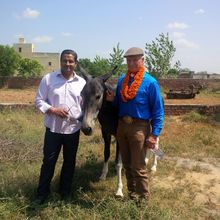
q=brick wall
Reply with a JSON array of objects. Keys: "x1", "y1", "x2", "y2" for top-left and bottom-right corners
[
  {"x1": 165, "y1": 104, "x2": 220, "y2": 116},
  {"x1": 1, "y1": 103, "x2": 219, "y2": 116},
  {"x1": 0, "y1": 103, "x2": 36, "y2": 111},
  {"x1": 1, "y1": 77, "x2": 219, "y2": 90},
  {"x1": 0, "y1": 76, "x2": 41, "y2": 88},
  {"x1": 158, "y1": 78, "x2": 220, "y2": 90}
]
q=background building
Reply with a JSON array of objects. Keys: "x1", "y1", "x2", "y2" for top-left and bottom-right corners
[
  {"x1": 13, "y1": 38, "x2": 60, "y2": 74},
  {"x1": 192, "y1": 72, "x2": 220, "y2": 79}
]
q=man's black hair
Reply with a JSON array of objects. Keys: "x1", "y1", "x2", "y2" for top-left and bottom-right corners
[{"x1": 60, "y1": 49, "x2": 78, "y2": 62}]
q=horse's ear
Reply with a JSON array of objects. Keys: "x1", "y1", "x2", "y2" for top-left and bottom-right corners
[
  {"x1": 98, "y1": 66, "x2": 118, "y2": 82},
  {"x1": 76, "y1": 61, "x2": 91, "y2": 81}
]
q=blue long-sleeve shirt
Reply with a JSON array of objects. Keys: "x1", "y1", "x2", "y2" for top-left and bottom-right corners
[{"x1": 114, "y1": 71, "x2": 164, "y2": 136}]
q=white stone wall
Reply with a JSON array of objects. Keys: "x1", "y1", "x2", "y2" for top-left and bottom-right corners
[
  {"x1": 13, "y1": 38, "x2": 60, "y2": 74},
  {"x1": 33, "y1": 53, "x2": 60, "y2": 74},
  {"x1": 13, "y1": 43, "x2": 34, "y2": 57}
]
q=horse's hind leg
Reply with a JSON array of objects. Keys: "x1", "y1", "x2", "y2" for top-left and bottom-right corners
[
  {"x1": 115, "y1": 142, "x2": 123, "y2": 197},
  {"x1": 145, "y1": 150, "x2": 150, "y2": 166},
  {"x1": 144, "y1": 138, "x2": 159, "y2": 173},
  {"x1": 151, "y1": 154, "x2": 158, "y2": 173},
  {"x1": 99, "y1": 128, "x2": 111, "y2": 181},
  {"x1": 145, "y1": 151, "x2": 158, "y2": 173},
  {"x1": 151, "y1": 138, "x2": 159, "y2": 173}
]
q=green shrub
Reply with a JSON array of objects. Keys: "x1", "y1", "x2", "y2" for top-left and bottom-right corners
[
  {"x1": 182, "y1": 111, "x2": 208, "y2": 123},
  {"x1": 212, "y1": 112, "x2": 220, "y2": 122}
]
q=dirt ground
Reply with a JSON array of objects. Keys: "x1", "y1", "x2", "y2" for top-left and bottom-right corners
[
  {"x1": 0, "y1": 88, "x2": 37, "y2": 104},
  {"x1": 154, "y1": 157, "x2": 220, "y2": 217},
  {"x1": 0, "y1": 88, "x2": 220, "y2": 105},
  {"x1": 164, "y1": 95, "x2": 220, "y2": 105}
]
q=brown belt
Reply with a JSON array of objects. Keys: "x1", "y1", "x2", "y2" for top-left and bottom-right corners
[{"x1": 119, "y1": 116, "x2": 149, "y2": 124}]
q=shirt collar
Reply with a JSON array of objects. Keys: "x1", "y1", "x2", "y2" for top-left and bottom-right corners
[{"x1": 56, "y1": 70, "x2": 79, "y2": 82}]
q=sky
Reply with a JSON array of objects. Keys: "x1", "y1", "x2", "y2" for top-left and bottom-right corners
[{"x1": 0, "y1": 0, "x2": 220, "y2": 73}]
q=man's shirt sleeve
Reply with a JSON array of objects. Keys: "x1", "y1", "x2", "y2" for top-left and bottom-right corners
[
  {"x1": 35, "y1": 76, "x2": 52, "y2": 113},
  {"x1": 148, "y1": 81, "x2": 164, "y2": 136}
]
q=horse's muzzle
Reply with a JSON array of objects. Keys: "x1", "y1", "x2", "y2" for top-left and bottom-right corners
[{"x1": 81, "y1": 127, "x2": 92, "y2": 136}]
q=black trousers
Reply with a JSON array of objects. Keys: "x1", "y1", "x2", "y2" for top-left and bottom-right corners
[{"x1": 37, "y1": 128, "x2": 80, "y2": 197}]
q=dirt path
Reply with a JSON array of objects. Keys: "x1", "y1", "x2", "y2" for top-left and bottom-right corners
[
  {"x1": 0, "y1": 88, "x2": 37, "y2": 103},
  {"x1": 154, "y1": 157, "x2": 220, "y2": 217},
  {"x1": 164, "y1": 96, "x2": 220, "y2": 105}
]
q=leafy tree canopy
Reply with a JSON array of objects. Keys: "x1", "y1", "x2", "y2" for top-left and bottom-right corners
[
  {"x1": 18, "y1": 58, "x2": 44, "y2": 78},
  {"x1": 145, "y1": 33, "x2": 181, "y2": 79},
  {"x1": 108, "y1": 43, "x2": 126, "y2": 75},
  {"x1": 0, "y1": 45, "x2": 21, "y2": 76}
]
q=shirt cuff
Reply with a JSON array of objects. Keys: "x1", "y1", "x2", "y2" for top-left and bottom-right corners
[
  {"x1": 151, "y1": 128, "x2": 161, "y2": 137},
  {"x1": 39, "y1": 103, "x2": 52, "y2": 114}
]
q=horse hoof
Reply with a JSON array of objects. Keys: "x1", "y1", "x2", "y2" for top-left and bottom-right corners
[
  {"x1": 115, "y1": 191, "x2": 124, "y2": 197},
  {"x1": 151, "y1": 167, "x2": 157, "y2": 173}
]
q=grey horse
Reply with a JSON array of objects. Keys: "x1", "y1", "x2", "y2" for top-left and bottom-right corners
[{"x1": 77, "y1": 64, "x2": 124, "y2": 196}]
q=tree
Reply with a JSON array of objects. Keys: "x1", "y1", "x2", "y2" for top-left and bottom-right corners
[
  {"x1": 108, "y1": 43, "x2": 126, "y2": 75},
  {"x1": 78, "y1": 58, "x2": 93, "y2": 74},
  {"x1": 0, "y1": 45, "x2": 21, "y2": 76},
  {"x1": 18, "y1": 58, "x2": 44, "y2": 78},
  {"x1": 78, "y1": 57, "x2": 111, "y2": 77},
  {"x1": 167, "y1": 68, "x2": 179, "y2": 77},
  {"x1": 91, "y1": 55, "x2": 111, "y2": 76},
  {"x1": 145, "y1": 33, "x2": 181, "y2": 79}
]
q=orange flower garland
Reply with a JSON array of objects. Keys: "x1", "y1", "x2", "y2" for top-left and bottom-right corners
[{"x1": 120, "y1": 66, "x2": 145, "y2": 102}]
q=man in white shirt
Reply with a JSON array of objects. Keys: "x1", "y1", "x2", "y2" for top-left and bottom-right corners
[{"x1": 35, "y1": 49, "x2": 86, "y2": 204}]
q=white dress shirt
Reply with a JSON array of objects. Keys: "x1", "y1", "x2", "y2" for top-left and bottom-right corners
[{"x1": 35, "y1": 70, "x2": 86, "y2": 134}]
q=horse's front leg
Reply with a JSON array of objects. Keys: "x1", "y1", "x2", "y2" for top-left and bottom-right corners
[
  {"x1": 99, "y1": 129, "x2": 111, "y2": 181},
  {"x1": 115, "y1": 142, "x2": 123, "y2": 197},
  {"x1": 145, "y1": 138, "x2": 159, "y2": 173}
]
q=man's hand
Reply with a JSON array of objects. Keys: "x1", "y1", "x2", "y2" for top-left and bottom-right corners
[
  {"x1": 146, "y1": 134, "x2": 158, "y2": 149},
  {"x1": 47, "y1": 107, "x2": 69, "y2": 118},
  {"x1": 106, "y1": 90, "x2": 114, "y2": 102}
]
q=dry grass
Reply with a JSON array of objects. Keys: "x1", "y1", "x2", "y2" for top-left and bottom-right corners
[{"x1": 0, "y1": 109, "x2": 220, "y2": 219}]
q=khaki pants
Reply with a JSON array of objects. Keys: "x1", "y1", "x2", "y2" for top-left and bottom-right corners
[{"x1": 117, "y1": 118, "x2": 151, "y2": 199}]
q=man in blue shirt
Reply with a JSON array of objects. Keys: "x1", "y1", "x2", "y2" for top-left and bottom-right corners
[{"x1": 107, "y1": 47, "x2": 164, "y2": 201}]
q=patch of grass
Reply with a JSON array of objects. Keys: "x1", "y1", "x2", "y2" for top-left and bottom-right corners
[
  {"x1": 199, "y1": 89, "x2": 220, "y2": 97},
  {"x1": 0, "y1": 109, "x2": 44, "y2": 162},
  {"x1": 192, "y1": 165, "x2": 202, "y2": 172},
  {"x1": 212, "y1": 112, "x2": 220, "y2": 122},
  {"x1": 161, "y1": 116, "x2": 220, "y2": 158},
  {"x1": 0, "y1": 160, "x2": 175, "y2": 220},
  {"x1": 0, "y1": 110, "x2": 220, "y2": 219},
  {"x1": 182, "y1": 111, "x2": 208, "y2": 123},
  {"x1": 190, "y1": 127, "x2": 220, "y2": 157},
  {"x1": 151, "y1": 182, "x2": 203, "y2": 220}
]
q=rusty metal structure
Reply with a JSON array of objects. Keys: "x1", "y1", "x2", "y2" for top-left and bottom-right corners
[{"x1": 166, "y1": 84, "x2": 202, "y2": 99}]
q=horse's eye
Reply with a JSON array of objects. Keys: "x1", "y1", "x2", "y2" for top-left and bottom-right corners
[{"x1": 96, "y1": 95, "x2": 101, "y2": 100}]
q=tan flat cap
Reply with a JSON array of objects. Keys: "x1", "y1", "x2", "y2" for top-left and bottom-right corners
[{"x1": 124, "y1": 47, "x2": 144, "y2": 57}]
